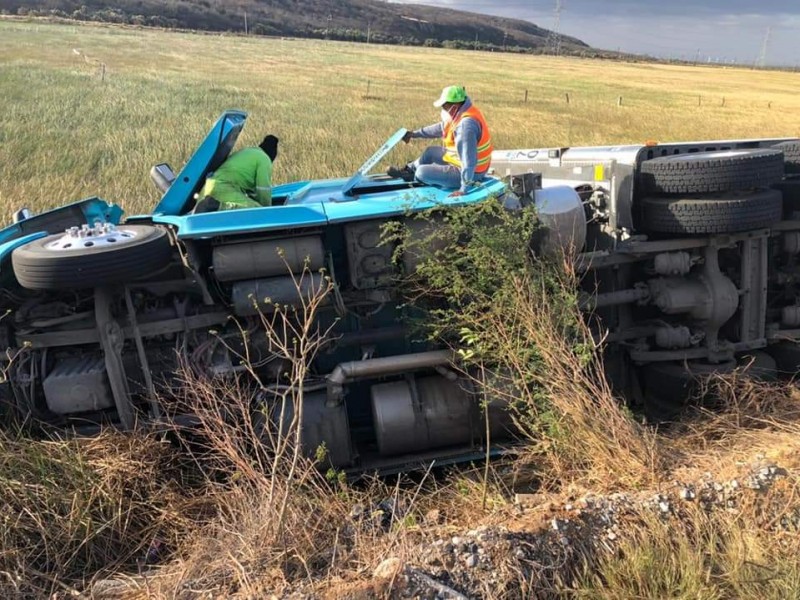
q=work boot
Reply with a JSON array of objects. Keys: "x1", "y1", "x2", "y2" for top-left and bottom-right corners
[
  {"x1": 193, "y1": 196, "x2": 221, "y2": 214},
  {"x1": 387, "y1": 165, "x2": 415, "y2": 182}
]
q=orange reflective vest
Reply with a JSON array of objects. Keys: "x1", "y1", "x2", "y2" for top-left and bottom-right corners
[{"x1": 442, "y1": 105, "x2": 494, "y2": 174}]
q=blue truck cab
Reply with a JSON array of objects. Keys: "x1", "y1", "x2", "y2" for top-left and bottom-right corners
[{"x1": 0, "y1": 110, "x2": 514, "y2": 474}]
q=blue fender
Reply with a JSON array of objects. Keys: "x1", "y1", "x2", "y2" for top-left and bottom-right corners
[{"x1": 0, "y1": 232, "x2": 48, "y2": 268}]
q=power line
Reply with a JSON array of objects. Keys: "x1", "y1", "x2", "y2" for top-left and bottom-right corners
[
  {"x1": 546, "y1": 0, "x2": 563, "y2": 56},
  {"x1": 757, "y1": 26, "x2": 771, "y2": 68}
]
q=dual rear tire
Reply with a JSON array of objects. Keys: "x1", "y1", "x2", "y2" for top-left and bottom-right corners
[{"x1": 639, "y1": 149, "x2": 785, "y2": 235}]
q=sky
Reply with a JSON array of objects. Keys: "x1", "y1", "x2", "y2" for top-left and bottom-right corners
[{"x1": 389, "y1": 0, "x2": 800, "y2": 66}]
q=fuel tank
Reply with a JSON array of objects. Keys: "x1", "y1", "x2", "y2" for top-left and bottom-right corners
[{"x1": 533, "y1": 185, "x2": 587, "y2": 255}]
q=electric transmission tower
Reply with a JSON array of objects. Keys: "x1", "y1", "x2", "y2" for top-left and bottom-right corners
[
  {"x1": 757, "y1": 26, "x2": 771, "y2": 68},
  {"x1": 546, "y1": 0, "x2": 563, "y2": 56}
]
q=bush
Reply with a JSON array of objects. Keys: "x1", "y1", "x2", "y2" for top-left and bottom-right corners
[{"x1": 386, "y1": 199, "x2": 661, "y2": 489}]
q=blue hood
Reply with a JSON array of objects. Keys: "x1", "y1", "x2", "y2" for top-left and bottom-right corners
[{"x1": 152, "y1": 110, "x2": 247, "y2": 217}]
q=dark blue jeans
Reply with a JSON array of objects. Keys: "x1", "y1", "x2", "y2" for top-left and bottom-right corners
[{"x1": 411, "y1": 146, "x2": 468, "y2": 190}]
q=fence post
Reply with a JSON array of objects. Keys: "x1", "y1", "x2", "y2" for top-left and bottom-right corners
[
  {"x1": 698, "y1": 95, "x2": 701, "y2": 107},
  {"x1": 721, "y1": 96, "x2": 725, "y2": 107},
  {"x1": 565, "y1": 92, "x2": 570, "y2": 104},
  {"x1": 100, "y1": 63, "x2": 106, "y2": 82},
  {"x1": 524, "y1": 89, "x2": 528, "y2": 103},
  {"x1": 617, "y1": 96, "x2": 623, "y2": 107}
]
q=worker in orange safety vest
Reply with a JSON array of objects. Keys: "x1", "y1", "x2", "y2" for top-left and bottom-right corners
[{"x1": 387, "y1": 85, "x2": 493, "y2": 197}]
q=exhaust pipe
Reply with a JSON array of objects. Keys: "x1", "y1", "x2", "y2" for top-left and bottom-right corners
[{"x1": 326, "y1": 350, "x2": 456, "y2": 405}]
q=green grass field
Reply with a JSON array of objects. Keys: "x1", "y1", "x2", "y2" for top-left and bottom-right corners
[{"x1": 2, "y1": 19, "x2": 800, "y2": 221}]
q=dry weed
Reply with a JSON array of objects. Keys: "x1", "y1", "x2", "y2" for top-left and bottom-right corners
[
  {"x1": 0, "y1": 429, "x2": 189, "y2": 598},
  {"x1": 502, "y1": 264, "x2": 663, "y2": 491}
]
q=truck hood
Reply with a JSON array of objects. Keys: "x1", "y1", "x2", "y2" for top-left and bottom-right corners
[{"x1": 152, "y1": 110, "x2": 247, "y2": 217}]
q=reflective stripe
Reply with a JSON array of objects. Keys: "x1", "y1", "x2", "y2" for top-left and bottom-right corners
[{"x1": 441, "y1": 105, "x2": 493, "y2": 173}]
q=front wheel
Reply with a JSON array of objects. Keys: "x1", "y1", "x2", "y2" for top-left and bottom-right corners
[{"x1": 12, "y1": 224, "x2": 172, "y2": 290}]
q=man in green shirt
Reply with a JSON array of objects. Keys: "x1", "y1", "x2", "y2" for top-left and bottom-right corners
[{"x1": 195, "y1": 134, "x2": 278, "y2": 212}]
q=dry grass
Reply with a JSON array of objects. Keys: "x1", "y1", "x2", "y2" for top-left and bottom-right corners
[
  {"x1": 572, "y1": 499, "x2": 800, "y2": 600},
  {"x1": 2, "y1": 278, "x2": 800, "y2": 597},
  {"x1": 117, "y1": 367, "x2": 512, "y2": 597},
  {"x1": 568, "y1": 377, "x2": 800, "y2": 599},
  {"x1": 1, "y1": 19, "x2": 800, "y2": 220},
  {"x1": 498, "y1": 264, "x2": 663, "y2": 492},
  {"x1": 661, "y1": 373, "x2": 800, "y2": 480},
  {"x1": 0, "y1": 429, "x2": 194, "y2": 598}
]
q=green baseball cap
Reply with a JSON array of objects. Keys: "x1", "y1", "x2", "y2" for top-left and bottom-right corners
[{"x1": 433, "y1": 85, "x2": 467, "y2": 107}]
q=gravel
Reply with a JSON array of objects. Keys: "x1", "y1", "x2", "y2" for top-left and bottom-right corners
[{"x1": 375, "y1": 459, "x2": 797, "y2": 599}]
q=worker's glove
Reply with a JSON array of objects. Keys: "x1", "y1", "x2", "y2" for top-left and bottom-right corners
[{"x1": 402, "y1": 131, "x2": 413, "y2": 144}]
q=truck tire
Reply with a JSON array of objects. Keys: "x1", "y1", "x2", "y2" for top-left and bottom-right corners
[
  {"x1": 767, "y1": 342, "x2": 800, "y2": 379},
  {"x1": 641, "y1": 189, "x2": 782, "y2": 235},
  {"x1": 640, "y1": 149, "x2": 784, "y2": 194},
  {"x1": 737, "y1": 351, "x2": 777, "y2": 381},
  {"x1": 773, "y1": 178, "x2": 800, "y2": 217},
  {"x1": 641, "y1": 360, "x2": 736, "y2": 423},
  {"x1": 12, "y1": 225, "x2": 172, "y2": 290},
  {"x1": 774, "y1": 141, "x2": 800, "y2": 174}
]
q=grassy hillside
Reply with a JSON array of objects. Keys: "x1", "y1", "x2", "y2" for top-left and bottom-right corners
[
  {"x1": 1, "y1": 20, "x2": 800, "y2": 221},
  {"x1": 0, "y1": 0, "x2": 590, "y2": 52}
]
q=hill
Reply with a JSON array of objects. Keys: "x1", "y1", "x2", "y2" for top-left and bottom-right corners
[{"x1": 0, "y1": 0, "x2": 591, "y2": 52}]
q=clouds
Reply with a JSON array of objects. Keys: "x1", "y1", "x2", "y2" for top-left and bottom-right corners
[{"x1": 389, "y1": 0, "x2": 800, "y2": 64}]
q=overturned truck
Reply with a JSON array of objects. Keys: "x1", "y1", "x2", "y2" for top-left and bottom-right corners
[
  {"x1": 1, "y1": 110, "x2": 798, "y2": 473},
  {"x1": 494, "y1": 138, "x2": 800, "y2": 421}
]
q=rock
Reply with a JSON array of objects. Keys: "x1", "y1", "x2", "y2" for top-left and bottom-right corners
[
  {"x1": 425, "y1": 509, "x2": 442, "y2": 525},
  {"x1": 374, "y1": 557, "x2": 404, "y2": 580},
  {"x1": 514, "y1": 493, "x2": 545, "y2": 507},
  {"x1": 680, "y1": 488, "x2": 696, "y2": 501},
  {"x1": 658, "y1": 501, "x2": 670, "y2": 513},
  {"x1": 91, "y1": 579, "x2": 132, "y2": 597},
  {"x1": 349, "y1": 504, "x2": 366, "y2": 519},
  {"x1": 465, "y1": 554, "x2": 479, "y2": 568},
  {"x1": 607, "y1": 531, "x2": 617, "y2": 541}
]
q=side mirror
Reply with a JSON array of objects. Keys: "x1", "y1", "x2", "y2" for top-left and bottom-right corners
[
  {"x1": 12, "y1": 208, "x2": 32, "y2": 223},
  {"x1": 150, "y1": 163, "x2": 176, "y2": 194},
  {"x1": 506, "y1": 172, "x2": 542, "y2": 202}
]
